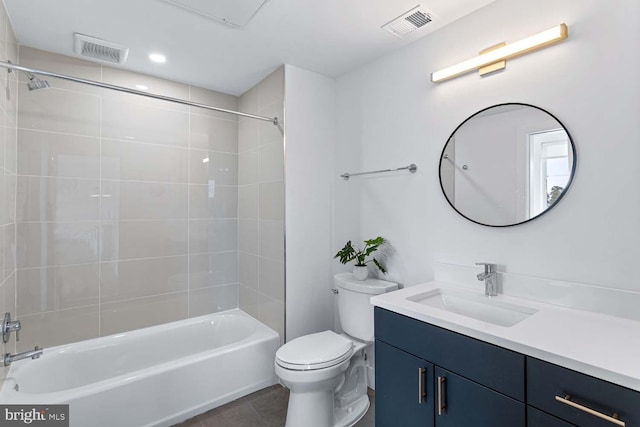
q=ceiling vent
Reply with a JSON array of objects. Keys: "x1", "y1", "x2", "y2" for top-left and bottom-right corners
[
  {"x1": 382, "y1": 5, "x2": 433, "y2": 38},
  {"x1": 73, "y1": 33, "x2": 129, "y2": 64},
  {"x1": 159, "y1": 0, "x2": 271, "y2": 29}
]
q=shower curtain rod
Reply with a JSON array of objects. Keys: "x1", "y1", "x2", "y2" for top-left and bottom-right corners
[{"x1": 0, "y1": 60, "x2": 279, "y2": 125}]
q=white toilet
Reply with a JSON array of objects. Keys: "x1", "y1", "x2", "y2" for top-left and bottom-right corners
[{"x1": 275, "y1": 273, "x2": 398, "y2": 427}]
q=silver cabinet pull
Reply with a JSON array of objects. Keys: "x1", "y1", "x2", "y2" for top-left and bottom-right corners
[
  {"x1": 555, "y1": 395, "x2": 625, "y2": 427},
  {"x1": 437, "y1": 376, "x2": 447, "y2": 416},
  {"x1": 418, "y1": 368, "x2": 426, "y2": 404}
]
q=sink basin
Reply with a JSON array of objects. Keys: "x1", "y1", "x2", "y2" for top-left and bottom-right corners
[{"x1": 407, "y1": 288, "x2": 537, "y2": 327}]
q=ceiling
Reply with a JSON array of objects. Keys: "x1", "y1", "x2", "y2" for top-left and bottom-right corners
[{"x1": 4, "y1": 0, "x2": 496, "y2": 95}]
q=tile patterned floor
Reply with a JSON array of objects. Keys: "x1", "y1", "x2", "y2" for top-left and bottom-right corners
[{"x1": 174, "y1": 385, "x2": 375, "y2": 427}]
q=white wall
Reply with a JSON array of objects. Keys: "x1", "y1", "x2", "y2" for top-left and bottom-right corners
[
  {"x1": 334, "y1": 0, "x2": 640, "y2": 291},
  {"x1": 284, "y1": 65, "x2": 337, "y2": 340}
]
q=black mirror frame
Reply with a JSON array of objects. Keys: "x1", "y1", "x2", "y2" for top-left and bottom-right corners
[{"x1": 438, "y1": 102, "x2": 577, "y2": 227}]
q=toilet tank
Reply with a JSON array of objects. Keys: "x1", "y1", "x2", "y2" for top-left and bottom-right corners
[{"x1": 335, "y1": 273, "x2": 398, "y2": 342}]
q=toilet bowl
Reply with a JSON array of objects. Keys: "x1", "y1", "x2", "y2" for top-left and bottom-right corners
[{"x1": 275, "y1": 273, "x2": 398, "y2": 427}]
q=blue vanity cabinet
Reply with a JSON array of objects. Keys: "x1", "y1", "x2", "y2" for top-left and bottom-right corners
[
  {"x1": 375, "y1": 307, "x2": 526, "y2": 427},
  {"x1": 376, "y1": 340, "x2": 435, "y2": 427},
  {"x1": 527, "y1": 357, "x2": 640, "y2": 427},
  {"x1": 434, "y1": 366, "x2": 525, "y2": 427},
  {"x1": 528, "y1": 407, "x2": 577, "y2": 427}
]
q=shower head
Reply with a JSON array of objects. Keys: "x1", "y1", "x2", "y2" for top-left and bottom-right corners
[{"x1": 24, "y1": 71, "x2": 50, "y2": 91}]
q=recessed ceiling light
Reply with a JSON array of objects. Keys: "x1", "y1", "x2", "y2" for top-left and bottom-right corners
[
  {"x1": 135, "y1": 84, "x2": 148, "y2": 91},
  {"x1": 149, "y1": 53, "x2": 166, "y2": 63}
]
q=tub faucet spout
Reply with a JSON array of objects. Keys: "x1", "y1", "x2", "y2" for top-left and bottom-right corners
[{"x1": 2, "y1": 346, "x2": 43, "y2": 367}]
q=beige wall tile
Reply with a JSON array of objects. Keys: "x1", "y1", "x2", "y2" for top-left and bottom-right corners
[
  {"x1": 239, "y1": 284, "x2": 260, "y2": 319},
  {"x1": 16, "y1": 222, "x2": 99, "y2": 269},
  {"x1": 238, "y1": 118, "x2": 259, "y2": 153},
  {"x1": 100, "y1": 292, "x2": 188, "y2": 336},
  {"x1": 239, "y1": 219, "x2": 259, "y2": 255},
  {"x1": 258, "y1": 66, "x2": 284, "y2": 110},
  {"x1": 16, "y1": 264, "x2": 99, "y2": 316},
  {"x1": 259, "y1": 220, "x2": 284, "y2": 261},
  {"x1": 259, "y1": 258, "x2": 284, "y2": 302},
  {"x1": 239, "y1": 252, "x2": 259, "y2": 290},
  {"x1": 19, "y1": 46, "x2": 102, "y2": 94},
  {"x1": 189, "y1": 150, "x2": 238, "y2": 185},
  {"x1": 17, "y1": 176, "x2": 100, "y2": 222},
  {"x1": 3, "y1": 224, "x2": 14, "y2": 279},
  {"x1": 188, "y1": 283, "x2": 238, "y2": 317},
  {"x1": 0, "y1": 173, "x2": 5, "y2": 226},
  {"x1": 189, "y1": 252, "x2": 238, "y2": 289},
  {"x1": 3, "y1": 173, "x2": 15, "y2": 222},
  {"x1": 190, "y1": 114, "x2": 238, "y2": 152},
  {"x1": 5, "y1": 74, "x2": 17, "y2": 125},
  {"x1": 259, "y1": 295, "x2": 284, "y2": 344},
  {"x1": 189, "y1": 184, "x2": 237, "y2": 219},
  {"x1": 100, "y1": 220, "x2": 188, "y2": 262},
  {"x1": 238, "y1": 185, "x2": 259, "y2": 220},
  {"x1": 259, "y1": 182, "x2": 284, "y2": 220},
  {"x1": 102, "y1": 97, "x2": 189, "y2": 147},
  {"x1": 259, "y1": 143, "x2": 284, "y2": 183},
  {"x1": 238, "y1": 150, "x2": 258, "y2": 185},
  {"x1": 238, "y1": 86, "x2": 259, "y2": 114},
  {"x1": 101, "y1": 139, "x2": 189, "y2": 183},
  {"x1": 258, "y1": 102, "x2": 284, "y2": 147},
  {"x1": 2, "y1": 273, "x2": 16, "y2": 354},
  {"x1": 189, "y1": 86, "x2": 238, "y2": 120},
  {"x1": 18, "y1": 86, "x2": 100, "y2": 136},
  {"x1": 17, "y1": 305, "x2": 99, "y2": 352},
  {"x1": 189, "y1": 219, "x2": 238, "y2": 254},
  {"x1": 17, "y1": 130, "x2": 100, "y2": 178},
  {"x1": 0, "y1": 225, "x2": 5, "y2": 280},
  {"x1": 100, "y1": 256, "x2": 188, "y2": 303},
  {"x1": 4, "y1": 125, "x2": 16, "y2": 173},
  {"x1": 101, "y1": 66, "x2": 189, "y2": 112},
  {"x1": 101, "y1": 181, "x2": 188, "y2": 221}
]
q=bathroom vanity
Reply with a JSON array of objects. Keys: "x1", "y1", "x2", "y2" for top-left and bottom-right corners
[{"x1": 372, "y1": 278, "x2": 640, "y2": 427}]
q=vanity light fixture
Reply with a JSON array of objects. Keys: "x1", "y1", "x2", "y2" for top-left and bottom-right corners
[{"x1": 431, "y1": 23, "x2": 568, "y2": 83}]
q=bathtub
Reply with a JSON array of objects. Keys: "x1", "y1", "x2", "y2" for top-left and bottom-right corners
[{"x1": 0, "y1": 308, "x2": 280, "y2": 427}]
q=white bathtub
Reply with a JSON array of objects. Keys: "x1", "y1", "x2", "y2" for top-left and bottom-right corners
[{"x1": 0, "y1": 308, "x2": 280, "y2": 427}]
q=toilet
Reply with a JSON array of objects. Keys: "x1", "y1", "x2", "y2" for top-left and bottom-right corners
[{"x1": 275, "y1": 273, "x2": 398, "y2": 427}]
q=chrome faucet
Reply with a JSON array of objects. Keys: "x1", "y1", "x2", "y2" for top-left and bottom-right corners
[
  {"x1": 2, "y1": 312, "x2": 21, "y2": 343},
  {"x1": 476, "y1": 263, "x2": 498, "y2": 297},
  {"x1": 2, "y1": 346, "x2": 43, "y2": 367}
]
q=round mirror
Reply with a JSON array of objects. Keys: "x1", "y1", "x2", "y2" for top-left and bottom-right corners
[{"x1": 439, "y1": 103, "x2": 576, "y2": 227}]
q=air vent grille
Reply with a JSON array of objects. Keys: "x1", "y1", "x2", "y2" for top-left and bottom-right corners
[
  {"x1": 405, "y1": 10, "x2": 431, "y2": 28},
  {"x1": 73, "y1": 33, "x2": 129, "y2": 64},
  {"x1": 382, "y1": 5, "x2": 434, "y2": 38}
]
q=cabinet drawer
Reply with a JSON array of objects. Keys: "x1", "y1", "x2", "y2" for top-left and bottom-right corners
[
  {"x1": 375, "y1": 307, "x2": 525, "y2": 401},
  {"x1": 527, "y1": 357, "x2": 640, "y2": 427},
  {"x1": 528, "y1": 406, "x2": 577, "y2": 427}
]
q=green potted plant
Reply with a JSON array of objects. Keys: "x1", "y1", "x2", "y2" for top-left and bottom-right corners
[{"x1": 334, "y1": 236, "x2": 387, "y2": 280}]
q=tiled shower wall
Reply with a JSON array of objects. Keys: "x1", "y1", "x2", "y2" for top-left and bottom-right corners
[
  {"x1": 238, "y1": 67, "x2": 285, "y2": 342},
  {"x1": 14, "y1": 47, "x2": 242, "y2": 351},
  {"x1": 0, "y1": 2, "x2": 17, "y2": 382}
]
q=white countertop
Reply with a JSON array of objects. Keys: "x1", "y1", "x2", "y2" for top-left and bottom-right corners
[{"x1": 371, "y1": 281, "x2": 640, "y2": 392}]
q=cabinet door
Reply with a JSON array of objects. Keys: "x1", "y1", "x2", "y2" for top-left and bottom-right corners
[
  {"x1": 528, "y1": 406, "x2": 577, "y2": 427},
  {"x1": 376, "y1": 340, "x2": 434, "y2": 427},
  {"x1": 434, "y1": 367, "x2": 525, "y2": 427}
]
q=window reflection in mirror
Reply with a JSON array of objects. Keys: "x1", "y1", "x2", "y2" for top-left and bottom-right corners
[{"x1": 439, "y1": 104, "x2": 576, "y2": 227}]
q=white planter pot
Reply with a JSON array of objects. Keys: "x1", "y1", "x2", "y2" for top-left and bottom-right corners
[{"x1": 352, "y1": 266, "x2": 368, "y2": 281}]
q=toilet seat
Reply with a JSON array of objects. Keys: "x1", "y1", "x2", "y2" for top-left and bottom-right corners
[{"x1": 276, "y1": 331, "x2": 354, "y2": 371}]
